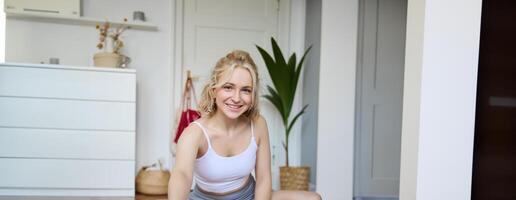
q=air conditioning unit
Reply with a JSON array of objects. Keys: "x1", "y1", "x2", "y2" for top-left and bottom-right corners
[{"x1": 4, "y1": 0, "x2": 81, "y2": 18}]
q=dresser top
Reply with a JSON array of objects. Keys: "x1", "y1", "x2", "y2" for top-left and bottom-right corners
[{"x1": 0, "y1": 62, "x2": 136, "y2": 73}]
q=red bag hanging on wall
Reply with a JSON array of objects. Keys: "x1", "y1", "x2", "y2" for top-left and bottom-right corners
[{"x1": 173, "y1": 72, "x2": 201, "y2": 143}]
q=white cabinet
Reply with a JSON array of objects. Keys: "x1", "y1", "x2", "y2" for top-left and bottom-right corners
[{"x1": 0, "y1": 63, "x2": 136, "y2": 196}]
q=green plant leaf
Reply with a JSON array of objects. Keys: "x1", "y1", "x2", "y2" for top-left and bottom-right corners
[
  {"x1": 271, "y1": 38, "x2": 288, "y2": 69},
  {"x1": 285, "y1": 53, "x2": 297, "y2": 112},
  {"x1": 256, "y1": 45, "x2": 281, "y2": 81},
  {"x1": 296, "y1": 46, "x2": 312, "y2": 79},
  {"x1": 287, "y1": 53, "x2": 297, "y2": 79},
  {"x1": 270, "y1": 38, "x2": 292, "y2": 101},
  {"x1": 286, "y1": 105, "x2": 308, "y2": 138},
  {"x1": 263, "y1": 86, "x2": 288, "y2": 125},
  {"x1": 289, "y1": 46, "x2": 312, "y2": 111},
  {"x1": 256, "y1": 44, "x2": 291, "y2": 107}
]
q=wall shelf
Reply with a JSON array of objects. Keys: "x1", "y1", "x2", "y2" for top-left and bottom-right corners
[{"x1": 6, "y1": 13, "x2": 158, "y2": 31}]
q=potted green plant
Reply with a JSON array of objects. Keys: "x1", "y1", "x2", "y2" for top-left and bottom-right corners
[{"x1": 256, "y1": 37, "x2": 311, "y2": 190}]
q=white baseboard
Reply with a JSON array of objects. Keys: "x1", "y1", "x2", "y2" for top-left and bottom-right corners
[{"x1": 354, "y1": 196, "x2": 398, "y2": 200}]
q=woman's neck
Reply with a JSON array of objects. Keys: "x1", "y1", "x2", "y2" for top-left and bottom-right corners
[{"x1": 208, "y1": 110, "x2": 246, "y2": 134}]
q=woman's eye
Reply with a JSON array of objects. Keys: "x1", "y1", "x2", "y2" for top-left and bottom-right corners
[
  {"x1": 242, "y1": 89, "x2": 252, "y2": 94},
  {"x1": 223, "y1": 85, "x2": 232, "y2": 90}
]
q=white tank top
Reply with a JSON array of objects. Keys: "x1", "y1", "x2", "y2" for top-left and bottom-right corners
[{"x1": 192, "y1": 121, "x2": 258, "y2": 193}]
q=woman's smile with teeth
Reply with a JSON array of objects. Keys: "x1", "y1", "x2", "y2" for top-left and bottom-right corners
[{"x1": 226, "y1": 103, "x2": 243, "y2": 110}]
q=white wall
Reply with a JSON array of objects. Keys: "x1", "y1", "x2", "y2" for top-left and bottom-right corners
[
  {"x1": 398, "y1": 0, "x2": 424, "y2": 198},
  {"x1": 0, "y1": 0, "x2": 5, "y2": 62},
  {"x1": 288, "y1": 0, "x2": 307, "y2": 169},
  {"x1": 5, "y1": 0, "x2": 173, "y2": 170},
  {"x1": 316, "y1": 0, "x2": 358, "y2": 199},
  {"x1": 399, "y1": 0, "x2": 483, "y2": 199},
  {"x1": 302, "y1": 0, "x2": 321, "y2": 187}
]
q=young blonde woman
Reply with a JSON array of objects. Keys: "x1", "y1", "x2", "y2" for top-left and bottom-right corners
[{"x1": 168, "y1": 50, "x2": 321, "y2": 200}]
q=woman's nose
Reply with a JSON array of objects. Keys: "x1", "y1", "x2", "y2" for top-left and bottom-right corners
[{"x1": 231, "y1": 91, "x2": 241, "y2": 102}]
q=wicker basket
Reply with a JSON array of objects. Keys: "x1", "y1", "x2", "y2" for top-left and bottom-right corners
[
  {"x1": 93, "y1": 52, "x2": 120, "y2": 68},
  {"x1": 136, "y1": 162, "x2": 171, "y2": 195},
  {"x1": 280, "y1": 166, "x2": 310, "y2": 191}
]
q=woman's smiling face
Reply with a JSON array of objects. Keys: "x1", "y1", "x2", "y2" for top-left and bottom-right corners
[{"x1": 214, "y1": 67, "x2": 254, "y2": 119}]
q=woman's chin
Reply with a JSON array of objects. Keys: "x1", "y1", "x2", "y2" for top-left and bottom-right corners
[{"x1": 222, "y1": 109, "x2": 245, "y2": 119}]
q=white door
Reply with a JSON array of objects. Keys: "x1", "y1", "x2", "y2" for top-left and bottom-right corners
[
  {"x1": 183, "y1": 0, "x2": 279, "y2": 88},
  {"x1": 355, "y1": 0, "x2": 407, "y2": 198},
  {"x1": 178, "y1": 0, "x2": 284, "y2": 189}
]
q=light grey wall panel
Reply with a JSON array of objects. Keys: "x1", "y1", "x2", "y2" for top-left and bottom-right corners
[{"x1": 302, "y1": 0, "x2": 321, "y2": 187}]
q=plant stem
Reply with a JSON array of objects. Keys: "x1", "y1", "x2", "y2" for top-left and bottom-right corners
[{"x1": 285, "y1": 127, "x2": 289, "y2": 167}]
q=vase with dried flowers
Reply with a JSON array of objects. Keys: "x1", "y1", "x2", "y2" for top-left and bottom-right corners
[{"x1": 93, "y1": 19, "x2": 130, "y2": 68}]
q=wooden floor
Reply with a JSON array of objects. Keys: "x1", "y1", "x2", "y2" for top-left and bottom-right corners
[{"x1": 0, "y1": 194, "x2": 167, "y2": 200}]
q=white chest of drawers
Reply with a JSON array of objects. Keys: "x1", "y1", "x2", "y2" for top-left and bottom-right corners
[{"x1": 0, "y1": 63, "x2": 136, "y2": 196}]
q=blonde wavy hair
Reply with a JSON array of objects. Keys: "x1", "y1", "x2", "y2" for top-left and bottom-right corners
[{"x1": 198, "y1": 50, "x2": 260, "y2": 120}]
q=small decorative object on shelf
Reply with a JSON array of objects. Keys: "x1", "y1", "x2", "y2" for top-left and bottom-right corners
[
  {"x1": 93, "y1": 19, "x2": 131, "y2": 68},
  {"x1": 133, "y1": 11, "x2": 146, "y2": 22}
]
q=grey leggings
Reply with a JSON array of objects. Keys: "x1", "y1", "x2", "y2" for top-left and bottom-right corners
[{"x1": 189, "y1": 176, "x2": 255, "y2": 200}]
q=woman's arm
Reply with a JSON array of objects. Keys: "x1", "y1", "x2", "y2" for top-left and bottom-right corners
[
  {"x1": 168, "y1": 125, "x2": 203, "y2": 200},
  {"x1": 254, "y1": 115, "x2": 273, "y2": 200}
]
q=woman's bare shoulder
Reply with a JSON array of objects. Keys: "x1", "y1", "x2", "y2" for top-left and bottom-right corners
[
  {"x1": 252, "y1": 115, "x2": 269, "y2": 141},
  {"x1": 174, "y1": 121, "x2": 206, "y2": 170},
  {"x1": 252, "y1": 115, "x2": 268, "y2": 127},
  {"x1": 177, "y1": 121, "x2": 205, "y2": 146}
]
